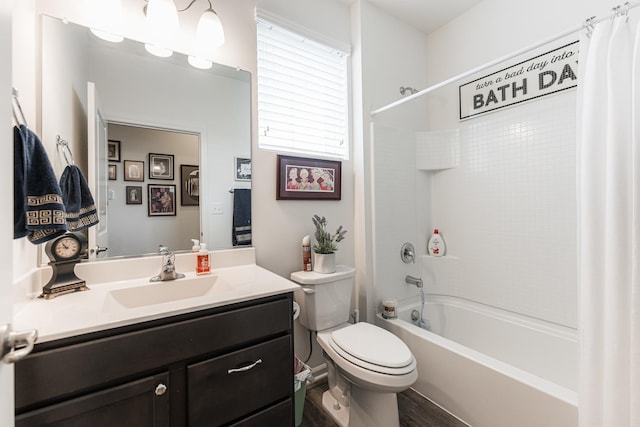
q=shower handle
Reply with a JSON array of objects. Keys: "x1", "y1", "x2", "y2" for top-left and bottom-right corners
[{"x1": 400, "y1": 242, "x2": 415, "y2": 263}]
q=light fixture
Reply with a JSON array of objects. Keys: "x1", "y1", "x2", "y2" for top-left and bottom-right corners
[
  {"x1": 90, "y1": 0, "x2": 124, "y2": 43},
  {"x1": 144, "y1": 0, "x2": 179, "y2": 57},
  {"x1": 143, "y1": 0, "x2": 225, "y2": 67}
]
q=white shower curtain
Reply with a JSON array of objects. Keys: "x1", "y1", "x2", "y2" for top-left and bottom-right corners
[{"x1": 578, "y1": 11, "x2": 640, "y2": 427}]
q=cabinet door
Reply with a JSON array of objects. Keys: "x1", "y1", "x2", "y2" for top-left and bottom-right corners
[
  {"x1": 188, "y1": 335, "x2": 293, "y2": 426},
  {"x1": 15, "y1": 372, "x2": 169, "y2": 427}
]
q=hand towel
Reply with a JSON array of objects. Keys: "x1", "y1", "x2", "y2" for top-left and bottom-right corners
[
  {"x1": 14, "y1": 125, "x2": 67, "y2": 244},
  {"x1": 59, "y1": 164, "x2": 99, "y2": 231},
  {"x1": 232, "y1": 189, "x2": 251, "y2": 246}
]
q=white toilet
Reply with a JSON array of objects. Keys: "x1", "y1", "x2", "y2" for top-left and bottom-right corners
[{"x1": 291, "y1": 265, "x2": 417, "y2": 427}]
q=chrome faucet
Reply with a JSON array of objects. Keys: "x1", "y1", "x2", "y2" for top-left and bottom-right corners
[
  {"x1": 405, "y1": 275, "x2": 423, "y2": 288},
  {"x1": 150, "y1": 245, "x2": 185, "y2": 282}
]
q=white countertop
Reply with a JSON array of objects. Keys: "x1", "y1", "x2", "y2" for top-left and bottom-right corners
[{"x1": 13, "y1": 252, "x2": 299, "y2": 343}]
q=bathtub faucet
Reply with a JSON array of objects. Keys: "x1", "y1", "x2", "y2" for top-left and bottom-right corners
[{"x1": 405, "y1": 275, "x2": 423, "y2": 288}]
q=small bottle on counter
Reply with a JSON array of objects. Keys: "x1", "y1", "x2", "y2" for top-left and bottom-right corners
[{"x1": 196, "y1": 242, "x2": 211, "y2": 275}]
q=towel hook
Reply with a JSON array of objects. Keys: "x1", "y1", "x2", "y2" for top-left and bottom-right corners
[
  {"x1": 11, "y1": 87, "x2": 28, "y2": 127},
  {"x1": 56, "y1": 135, "x2": 75, "y2": 166}
]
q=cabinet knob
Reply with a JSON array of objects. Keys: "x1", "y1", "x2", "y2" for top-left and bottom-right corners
[{"x1": 155, "y1": 383, "x2": 167, "y2": 396}]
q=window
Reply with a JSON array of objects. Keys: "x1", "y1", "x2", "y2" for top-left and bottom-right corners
[{"x1": 256, "y1": 17, "x2": 349, "y2": 159}]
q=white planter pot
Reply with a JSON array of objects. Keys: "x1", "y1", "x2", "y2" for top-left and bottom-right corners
[{"x1": 313, "y1": 252, "x2": 336, "y2": 274}]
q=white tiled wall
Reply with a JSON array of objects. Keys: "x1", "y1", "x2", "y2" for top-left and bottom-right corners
[{"x1": 373, "y1": 91, "x2": 577, "y2": 328}]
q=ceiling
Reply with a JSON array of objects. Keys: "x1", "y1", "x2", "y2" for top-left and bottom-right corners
[{"x1": 343, "y1": 0, "x2": 484, "y2": 34}]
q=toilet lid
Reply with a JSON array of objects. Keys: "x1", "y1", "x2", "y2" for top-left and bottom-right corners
[{"x1": 330, "y1": 322, "x2": 414, "y2": 369}]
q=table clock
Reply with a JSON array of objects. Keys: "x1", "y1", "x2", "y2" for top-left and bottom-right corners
[{"x1": 40, "y1": 232, "x2": 90, "y2": 299}]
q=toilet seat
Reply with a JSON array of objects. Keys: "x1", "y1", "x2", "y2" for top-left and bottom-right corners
[{"x1": 328, "y1": 323, "x2": 416, "y2": 375}]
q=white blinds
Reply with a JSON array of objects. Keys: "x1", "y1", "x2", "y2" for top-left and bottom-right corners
[{"x1": 257, "y1": 19, "x2": 349, "y2": 159}]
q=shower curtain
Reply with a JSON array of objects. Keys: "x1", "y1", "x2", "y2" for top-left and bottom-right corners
[{"x1": 578, "y1": 10, "x2": 640, "y2": 427}]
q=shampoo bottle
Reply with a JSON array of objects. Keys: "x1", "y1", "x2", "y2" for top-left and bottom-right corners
[
  {"x1": 302, "y1": 235, "x2": 312, "y2": 271},
  {"x1": 428, "y1": 229, "x2": 446, "y2": 257},
  {"x1": 197, "y1": 242, "x2": 211, "y2": 275}
]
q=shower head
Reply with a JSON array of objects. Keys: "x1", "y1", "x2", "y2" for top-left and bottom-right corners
[{"x1": 400, "y1": 86, "x2": 419, "y2": 96}]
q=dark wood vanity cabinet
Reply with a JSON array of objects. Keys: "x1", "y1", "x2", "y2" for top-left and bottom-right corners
[{"x1": 14, "y1": 293, "x2": 295, "y2": 427}]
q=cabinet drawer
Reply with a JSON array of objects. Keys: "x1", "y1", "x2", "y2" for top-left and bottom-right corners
[
  {"x1": 229, "y1": 399, "x2": 293, "y2": 427},
  {"x1": 16, "y1": 372, "x2": 169, "y2": 427},
  {"x1": 187, "y1": 335, "x2": 292, "y2": 426},
  {"x1": 16, "y1": 297, "x2": 291, "y2": 411}
]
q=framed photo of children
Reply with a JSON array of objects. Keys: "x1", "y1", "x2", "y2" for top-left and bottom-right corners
[
  {"x1": 276, "y1": 155, "x2": 341, "y2": 200},
  {"x1": 148, "y1": 184, "x2": 176, "y2": 216},
  {"x1": 149, "y1": 153, "x2": 174, "y2": 180}
]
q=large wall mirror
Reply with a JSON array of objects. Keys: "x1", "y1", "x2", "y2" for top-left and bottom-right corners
[{"x1": 40, "y1": 15, "x2": 251, "y2": 261}]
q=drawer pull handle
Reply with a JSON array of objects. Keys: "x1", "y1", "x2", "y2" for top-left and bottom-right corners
[
  {"x1": 228, "y1": 359, "x2": 263, "y2": 374},
  {"x1": 155, "y1": 383, "x2": 167, "y2": 396}
]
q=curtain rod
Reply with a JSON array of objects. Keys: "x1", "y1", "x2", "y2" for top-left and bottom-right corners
[{"x1": 370, "y1": 2, "x2": 640, "y2": 116}]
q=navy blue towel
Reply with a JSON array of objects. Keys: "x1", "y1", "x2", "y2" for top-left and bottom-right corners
[
  {"x1": 59, "y1": 165, "x2": 99, "y2": 231},
  {"x1": 14, "y1": 125, "x2": 67, "y2": 244},
  {"x1": 232, "y1": 189, "x2": 251, "y2": 246}
]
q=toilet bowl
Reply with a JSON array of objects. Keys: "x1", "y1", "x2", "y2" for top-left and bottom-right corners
[{"x1": 291, "y1": 266, "x2": 417, "y2": 427}]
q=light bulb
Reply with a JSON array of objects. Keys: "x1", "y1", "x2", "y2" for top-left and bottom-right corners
[
  {"x1": 196, "y1": 9, "x2": 225, "y2": 48},
  {"x1": 145, "y1": 44, "x2": 174, "y2": 58},
  {"x1": 188, "y1": 56, "x2": 213, "y2": 69},
  {"x1": 90, "y1": 0, "x2": 124, "y2": 42},
  {"x1": 145, "y1": 0, "x2": 179, "y2": 56}
]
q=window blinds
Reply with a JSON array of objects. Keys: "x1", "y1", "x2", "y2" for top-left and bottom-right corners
[{"x1": 257, "y1": 19, "x2": 349, "y2": 159}]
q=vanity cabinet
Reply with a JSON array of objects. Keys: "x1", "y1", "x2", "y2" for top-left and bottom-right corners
[{"x1": 15, "y1": 293, "x2": 294, "y2": 427}]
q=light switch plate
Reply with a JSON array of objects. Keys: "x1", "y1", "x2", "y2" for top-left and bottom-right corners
[{"x1": 211, "y1": 203, "x2": 223, "y2": 214}]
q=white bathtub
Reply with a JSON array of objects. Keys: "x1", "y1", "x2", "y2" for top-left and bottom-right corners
[{"x1": 375, "y1": 295, "x2": 578, "y2": 427}]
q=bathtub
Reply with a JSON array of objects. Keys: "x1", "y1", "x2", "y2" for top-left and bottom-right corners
[{"x1": 375, "y1": 295, "x2": 578, "y2": 427}]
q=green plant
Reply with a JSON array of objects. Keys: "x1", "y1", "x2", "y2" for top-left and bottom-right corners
[{"x1": 312, "y1": 214, "x2": 347, "y2": 254}]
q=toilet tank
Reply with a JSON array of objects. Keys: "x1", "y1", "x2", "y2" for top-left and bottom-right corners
[{"x1": 291, "y1": 265, "x2": 355, "y2": 331}]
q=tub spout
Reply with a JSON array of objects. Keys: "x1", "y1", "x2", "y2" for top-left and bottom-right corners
[{"x1": 405, "y1": 275, "x2": 423, "y2": 288}]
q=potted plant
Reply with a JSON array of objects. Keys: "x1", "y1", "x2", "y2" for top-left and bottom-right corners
[{"x1": 312, "y1": 214, "x2": 347, "y2": 273}]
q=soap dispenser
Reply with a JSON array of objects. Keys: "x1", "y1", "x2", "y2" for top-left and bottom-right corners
[
  {"x1": 191, "y1": 239, "x2": 200, "y2": 252},
  {"x1": 196, "y1": 242, "x2": 211, "y2": 275}
]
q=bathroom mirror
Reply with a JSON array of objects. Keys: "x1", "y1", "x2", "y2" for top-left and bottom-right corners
[{"x1": 40, "y1": 15, "x2": 251, "y2": 260}]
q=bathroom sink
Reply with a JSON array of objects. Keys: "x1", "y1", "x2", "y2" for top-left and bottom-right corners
[{"x1": 107, "y1": 276, "x2": 222, "y2": 309}]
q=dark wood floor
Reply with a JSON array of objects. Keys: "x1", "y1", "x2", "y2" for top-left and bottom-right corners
[{"x1": 300, "y1": 381, "x2": 469, "y2": 427}]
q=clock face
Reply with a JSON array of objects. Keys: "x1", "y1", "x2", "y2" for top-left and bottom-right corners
[
  {"x1": 55, "y1": 236, "x2": 81, "y2": 259},
  {"x1": 45, "y1": 232, "x2": 87, "y2": 262}
]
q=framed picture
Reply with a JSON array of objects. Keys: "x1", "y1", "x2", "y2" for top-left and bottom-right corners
[
  {"x1": 148, "y1": 184, "x2": 176, "y2": 216},
  {"x1": 124, "y1": 160, "x2": 144, "y2": 181},
  {"x1": 235, "y1": 157, "x2": 252, "y2": 181},
  {"x1": 125, "y1": 186, "x2": 142, "y2": 205},
  {"x1": 180, "y1": 164, "x2": 199, "y2": 206},
  {"x1": 107, "y1": 140, "x2": 121, "y2": 162},
  {"x1": 108, "y1": 164, "x2": 117, "y2": 180},
  {"x1": 149, "y1": 153, "x2": 174, "y2": 180},
  {"x1": 276, "y1": 155, "x2": 342, "y2": 200}
]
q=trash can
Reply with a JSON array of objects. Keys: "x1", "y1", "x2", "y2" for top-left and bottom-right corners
[{"x1": 294, "y1": 356, "x2": 312, "y2": 426}]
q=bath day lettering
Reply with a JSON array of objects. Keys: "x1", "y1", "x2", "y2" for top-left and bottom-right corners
[
  {"x1": 459, "y1": 40, "x2": 580, "y2": 119},
  {"x1": 473, "y1": 80, "x2": 528, "y2": 109}
]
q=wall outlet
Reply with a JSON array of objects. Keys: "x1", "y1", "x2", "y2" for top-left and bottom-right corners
[{"x1": 211, "y1": 203, "x2": 223, "y2": 215}]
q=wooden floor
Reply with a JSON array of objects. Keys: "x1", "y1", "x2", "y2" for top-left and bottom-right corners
[{"x1": 300, "y1": 382, "x2": 469, "y2": 427}]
